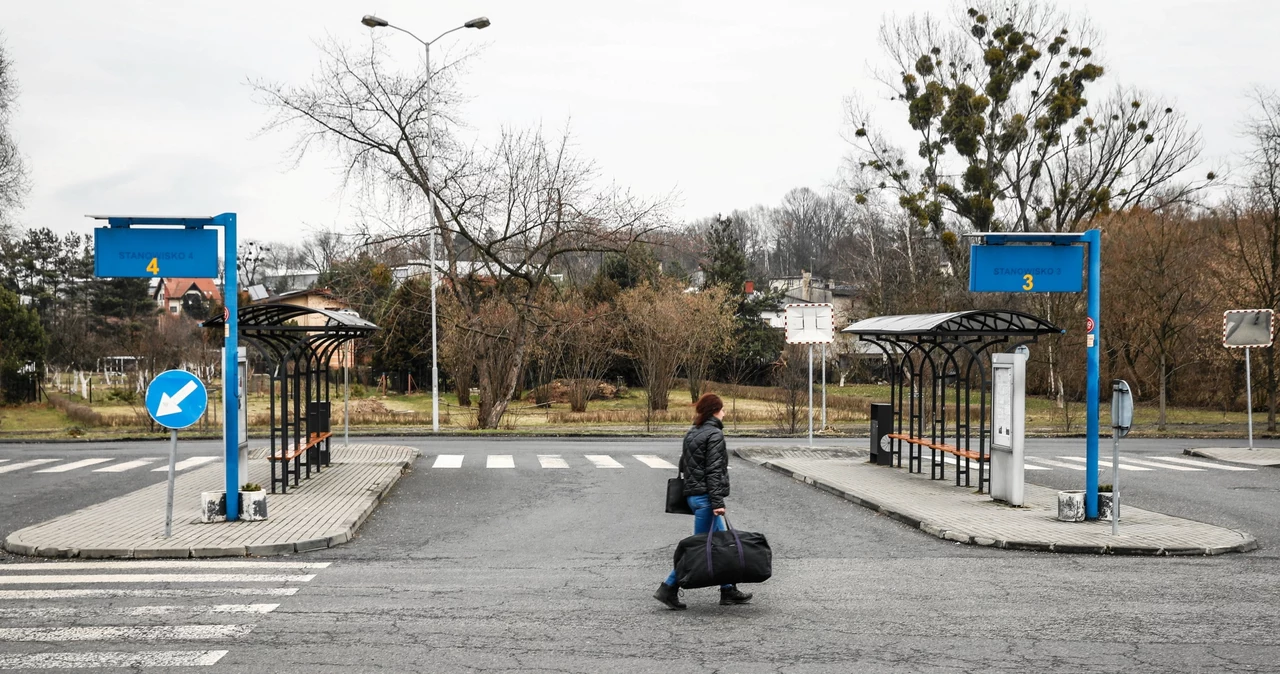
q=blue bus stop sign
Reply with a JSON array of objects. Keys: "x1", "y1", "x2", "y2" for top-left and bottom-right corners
[
  {"x1": 145, "y1": 370, "x2": 209, "y2": 430},
  {"x1": 94, "y1": 227, "x2": 219, "y2": 279},
  {"x1": 969, "y1": 244, "x2": 1084, "y2": 293}
]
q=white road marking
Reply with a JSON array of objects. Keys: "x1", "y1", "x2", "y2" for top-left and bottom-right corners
[
  {"x1": 0, "y1": 624, "x2": 254, "y2": 642},
  {"x1": 0, "y1": 587, "x2": 299, "y2": 600},
  {"x1": 34, "y1": 458, "x2": 112, "y2": 473},
  {"x1": 634, "y1": 455, "x2": 676, "y2": 469},
  {"x1": 1118, "y1": 457, "x2": 1205, "y2": 471},
  {"x1": 0, "y1": 560, "x2": 329, "y2": 571},
  {"x1": 1056, "y1": 456, "x2": 1152, "y2": 471},
  {"x1": 486, "y1": 455, "x2": 515, "y2": 469},
  {"x1": 432, "y1": 454, "x2": 463, "y2": 468},
  {"x1": 0, "y1": 650, "x2": 228, "y2": 669},
  {"x1": 93, "y1": 458, "x2": 160, "y2": 472},
  {"x1": 1026, "y1": 457, "x2": 1087, "y2": 470},
  {"x1": 585, "y1": 454, "x2": 623, "y2": 468},
  {"x1": 0, "y1": 459, "x2": 58, "y2": 474},
  {"x1": 0, "y1": 604, "x2": 278, "y2": 619},
  {"x1": 1142, "y1": 455, "x2": 1257, "y2": 471},
  {"x1": 1023, "y1": 464, "x2": 1051, "y2": 470},
  {"x1": 0, "y1": 573, "x2": 315, "y2": 585},
  {"x1": 537, "y1": 455, "x2": 569, "y2": 469},
  {"x1": 151, "y1": 456, "x2": 218, "y2": 472},
  {"x1": 0, "y1": 459, "x2": 8, "y2": 464}
]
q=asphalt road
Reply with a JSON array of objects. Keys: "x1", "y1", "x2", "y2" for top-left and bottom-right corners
[{"x1": 1, "y1": 436, "x2": 1279, "y2": 672}]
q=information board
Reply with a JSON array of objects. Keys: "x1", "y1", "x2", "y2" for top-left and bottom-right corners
[
  {"x1": 94, "y1": 227, "x2": 218, "y2": 279},
  {"x1": 969, "y1": 244, "x2": 1084, "y2": 293}
]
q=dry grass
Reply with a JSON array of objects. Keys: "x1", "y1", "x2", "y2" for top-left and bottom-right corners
[{"x1": 46, "y1": 393, "x2": 110, "y2": 427}]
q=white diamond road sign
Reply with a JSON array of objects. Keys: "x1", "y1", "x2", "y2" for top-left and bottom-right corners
[{"x1": 145, "y1": 370, "x2": 208, "y2": 429}]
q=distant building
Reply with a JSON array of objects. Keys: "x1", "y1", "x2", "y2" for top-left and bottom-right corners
[
  {"x1": 260, "y1": 288, "x2": 355, "y2": 328},
  {"x1": 759, "y1": 272, "x2": 857, "y2": 328},
  {"x1": 152, "y1": 278, "x2": 222, "y2": 317}
]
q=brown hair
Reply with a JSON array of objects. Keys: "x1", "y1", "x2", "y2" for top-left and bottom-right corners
[{"x1": 693, "y1": 393, "x2": 724, "y2": 427}]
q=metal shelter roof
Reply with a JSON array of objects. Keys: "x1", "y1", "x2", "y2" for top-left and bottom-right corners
[
  {"x1": 202, "y1": 304, "x2": 377, "y2": 364},
  {"x1": 842, "y1": 310, "x2": 1063, "y2": 338}
]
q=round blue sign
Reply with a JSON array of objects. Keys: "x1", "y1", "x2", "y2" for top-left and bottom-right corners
[{"x1": 145, "y1": 370, "x2": 209, "y2": 430}]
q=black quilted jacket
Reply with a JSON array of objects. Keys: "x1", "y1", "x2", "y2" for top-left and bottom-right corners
[{"x1": 679, "y1": 418, "x2": 729, "y2": 509}]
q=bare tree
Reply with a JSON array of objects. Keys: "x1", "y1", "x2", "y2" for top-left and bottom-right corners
[
  {"x1": 682, "y1": 285, "x2": 735, "y2": 402},
  {"x1": 553, "y1": 299, "x2": 619, "y2": 412},
  {"x1": 1105, "y1": 208, "x2": 1215, "y2": 429},
  {"x1": 1218, "y1": 89, "x2": 1280, "y2": 429},
  {"x1": 0, "y1": 34, "x2": 27, "y2": 226},
  {"x1": 253, "y1": 37, "x2": 669, "y2": 428},
  {"x1": 619, "y1": 278, "x2": 693, "y2": 416},
  {"x1": 846, "y1": 1, "x2": 1210, "y2": 241}
]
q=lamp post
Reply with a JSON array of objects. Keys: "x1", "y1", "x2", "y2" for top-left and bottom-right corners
[{"x1": 361, "y1": 14, "x2": 490, "y2": 432}]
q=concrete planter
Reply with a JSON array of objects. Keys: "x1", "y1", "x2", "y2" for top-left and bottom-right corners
[
  {"x1": 1098, "y1": 492, "x2": 1115, "y2": 521},
  {"x1": 1057, "y1": 490, "x2": 1086, "y2": 522},
  {"x1": 240, "y1": 490, "x2": 268, "y2": 521},
  {"x1": 199, "y1": 491, "x2": 268, "y2": 523}
]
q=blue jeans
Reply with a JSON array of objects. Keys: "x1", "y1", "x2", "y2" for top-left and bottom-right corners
[{"x1": 664, "y1": 494, "x2": 732, "y2": 589}]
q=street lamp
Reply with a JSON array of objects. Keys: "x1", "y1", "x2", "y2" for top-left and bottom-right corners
[{"x1": 360, "y1": 13, "x2": 490, "y2": 433}]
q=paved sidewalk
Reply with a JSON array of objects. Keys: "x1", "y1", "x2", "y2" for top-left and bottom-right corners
[
  {"x1": 736, "y1": 448, "x2": 1257, "y2": 556},
  {"x1": 3, "y1": 444, "x2": 418, "y2": 559},
  {"x1": 1187, "y1": 446, "x2": 1280, "y2": 467}
]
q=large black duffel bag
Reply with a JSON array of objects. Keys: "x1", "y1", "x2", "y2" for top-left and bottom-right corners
[{"x1": 673, "y1": 517, "x2": 772, "y2": 589}]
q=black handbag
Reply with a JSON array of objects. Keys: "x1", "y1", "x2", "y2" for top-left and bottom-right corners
[
  {"x1": 673, "y1": 516, "x2": 772, "y2": 589},
  {"x1": 666, "y1": 474, "x2": 693, "y2": 515}
]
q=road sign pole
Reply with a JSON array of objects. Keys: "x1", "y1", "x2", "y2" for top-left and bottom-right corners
[
  {"x1": 821, "y1": 343, "x2": 827, "y2": 431},
  {"x1": 1085, "y1": 229, "x2": 1101, "y2": 520},
  {"x1": 808, "y1": 344, "x2": 814, "y2": 447},
  {"x1": 345, "y1": 342, "x2": 350, "y2": 448},
  {"x1": 1111, "y1": 427, "x2": 1120, "y2": 536},
  {"x1": 220, "y1": 213, "x2": 240, "y2": 522},
  {"x1": 1246, "y1": 346, "x2": 1255, "y2": 450},
  {"x1": 165, "y1": 429, "x2": 178, "y2": 538}
]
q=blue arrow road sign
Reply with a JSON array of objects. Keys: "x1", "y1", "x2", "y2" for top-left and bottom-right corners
[{"x1": 145, "y1": 370, "x2": 209, "y2": 430}]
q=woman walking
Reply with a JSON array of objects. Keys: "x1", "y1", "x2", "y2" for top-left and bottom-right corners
[{"x1": 654, "y1": 393, "x2": 753, "y2": 610}]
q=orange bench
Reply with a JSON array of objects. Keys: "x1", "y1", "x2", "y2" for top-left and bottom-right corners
[
  {"x1": 885, "y1": 433, "x2": 986, "y2": 485},
  {"x1": 269, "y1": 432, "x2": 333, "y2": 493}
]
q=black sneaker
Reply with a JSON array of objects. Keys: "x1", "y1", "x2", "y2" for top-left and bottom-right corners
[
  {"x1": 654, "y1": 582, "x2": 686, "y2": 610},
  {"x1": 720, "y1": 586, "x2": 753, "y2": 605}
]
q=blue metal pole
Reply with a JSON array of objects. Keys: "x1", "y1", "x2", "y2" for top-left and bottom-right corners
[
  {"x1": 218, "y1": 213, "x2": 240, "y2": 522},
  {"x1": 1085, "y1": 229, "x2": 1101, "y2": 519}
]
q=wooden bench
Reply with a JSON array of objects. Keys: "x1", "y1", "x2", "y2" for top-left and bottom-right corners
[
  {"x1": 269, "y1": 432, "x2": 333, "y2": 493},
  {"x1": 886, "y1": 433, "x2": 986, "y2": 487}
]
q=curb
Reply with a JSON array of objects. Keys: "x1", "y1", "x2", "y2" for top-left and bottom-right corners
[
  {"x1": 1184, "y1": 448, "x2": 1280, "y2": 468},
  {"x1": 2, "y1": 454, "x2": 416, "y2": 559},
  {"x1": 735, "y1": 449, "x2": 1258, "y2": 557}
]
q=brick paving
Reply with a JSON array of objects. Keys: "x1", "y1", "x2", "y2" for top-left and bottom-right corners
[
  {"x1": 1187, "y1": 446, "x2": 1280, "y2": 467},
  {"x1": 736, "y1": 448, "x2": 1257, "y2": 556},
  {"x1": 3, "y1": 444, "x2": 418, "y2": 559}
]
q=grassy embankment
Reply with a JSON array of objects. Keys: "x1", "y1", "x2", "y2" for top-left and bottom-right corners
[{"x1": 0, "y1": 379, "x2": 1263, "y2": 441}]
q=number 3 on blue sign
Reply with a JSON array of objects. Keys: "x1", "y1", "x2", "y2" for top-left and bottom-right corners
[
  {"x1": 1022, "y1": 274, "x2": 1033, "y2": 291},
  {"x1": 146, "y1": 258, "x2": 159, "y2": 275}
]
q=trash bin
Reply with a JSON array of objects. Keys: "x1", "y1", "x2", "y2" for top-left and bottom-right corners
[{"x1": 869, "y1": 403, "x2": 894, "y2": 466}]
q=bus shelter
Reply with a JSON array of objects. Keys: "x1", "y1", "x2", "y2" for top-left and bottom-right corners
[
  {"x1": 844, "y1": 310, "x2": 1062, "y2": 492},
  {"x1": 205, "y1": 304, "x2": 377, "y2": 493}
]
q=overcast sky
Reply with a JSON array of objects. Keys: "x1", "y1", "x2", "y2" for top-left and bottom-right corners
[{"x1": 4, "y1": 0, "x2": 1275, "y2": 244}]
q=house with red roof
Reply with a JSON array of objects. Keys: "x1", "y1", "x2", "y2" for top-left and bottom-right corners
[{"x1": 151, "y1": 278, "x2": 222, "y2": 317}]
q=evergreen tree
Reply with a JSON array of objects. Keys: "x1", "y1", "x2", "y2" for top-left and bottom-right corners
[
  {"x1": 701, "y1": 215, "x2": 748, "y2": 292},
  {"x1": 0, "y1": 285, "x2": 46, "y2": 402}
]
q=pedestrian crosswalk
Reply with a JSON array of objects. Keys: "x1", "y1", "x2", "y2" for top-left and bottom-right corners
[
  {"x1": 0, "y1": 456, "x2": 219, "y2": 477},
  {"x1": 1023, "y1": 455, "x2": 1257, "y2": 473},
  {"x1": 0, "y1": 558, "x2": 328, "y2": 670},
  {"x1": 430, "y1": 453, "x2": 682, "y2": 470}
]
